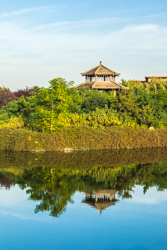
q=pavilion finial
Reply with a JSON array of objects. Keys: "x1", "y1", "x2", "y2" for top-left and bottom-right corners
[{"x1": 100, "y1": 61, "x2": 102, "y2": 65}]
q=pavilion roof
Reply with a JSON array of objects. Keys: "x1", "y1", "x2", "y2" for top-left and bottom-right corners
[
  {"x1": 74, "y1": 81, "x2": 94, "y2": 89},
  {"x1": 92, "y1": 81, "x2": 127, "y2": 90},
  {"x1": 146, "y1": 75, "x2": 167, "y2": 78},
  {"x1": 74, "y1": 81, "x2": 127, "y2": 90},
  {"x1": 82, "y1": 200, "x2": 116, "y2": 213},
  {"x1": 81, "y1": 61, "x2": 120, "y2": 76}
]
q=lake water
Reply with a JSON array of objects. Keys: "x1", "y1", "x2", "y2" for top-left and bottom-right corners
[{"x1": 0, "y1": 149, "x2": 167, "y2": 250}]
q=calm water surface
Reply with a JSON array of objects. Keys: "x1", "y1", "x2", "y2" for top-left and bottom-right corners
[{"x1": 0, "y1": 149, "x2": 167, "y2": 250}]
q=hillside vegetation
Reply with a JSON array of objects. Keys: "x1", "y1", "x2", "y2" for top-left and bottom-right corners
[{"x1": 0, "y1": 77, "x2": 167, "y2": 132}]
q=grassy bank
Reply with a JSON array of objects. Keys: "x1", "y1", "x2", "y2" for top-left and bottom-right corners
[
  {"x1": 0, "y1": 126, "x2": 167, "y2": 152},
  {"x1": 1, "y1": 148, "x2": 167, "y2": 171}
]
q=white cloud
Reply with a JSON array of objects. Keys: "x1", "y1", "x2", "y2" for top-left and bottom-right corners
[
  {"x1": 128, "y1": 186, "x2": 167, "y2": 205},
  {"x1": 1, "y1": 20, "x2": 167, "y2": 52},
  {"x1": 0, "y1": 186, "x2": 28, "y2": 207},
  {"x1": 0, "y1": 186, "x2": 54, "y2": 222},
  {"x1": 0, "y1": 209, "x2": 53, "y2": 222},
  {"x1": 35, "y1": 17, "x2": 118, "y2": 30},
  {"x1": 0, "y1": 6, "x2": 55, "y2": 18},
  {"x1": 0, "y1": 14, "x2": 167, "y2": 89}
]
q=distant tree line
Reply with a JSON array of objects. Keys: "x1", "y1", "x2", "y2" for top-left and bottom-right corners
[
  {"x1": 0, "y1": 87, "x2": 34, "y2": 108},
  {"x1": 0, "y1": 77, "x2": 167, "y2": 131}
]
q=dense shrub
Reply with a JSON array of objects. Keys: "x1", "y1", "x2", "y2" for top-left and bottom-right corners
[
  {"x1": 0, "y1": 127, "x2": 167, "y2": 152},
  {"x1": 0, "y1": 89, "x2": 18, "y2": 108},
  {"x1": 0, "y1": 116, "x2": 24, "y2": 129},
  {"x1": 122, "y1": 78, "x2": 167, "y2": 92},
  {"x1": 81, "y1": 90, "x2": 114, "y2": 112},
  {"x1": 58, "y1": 108, "x2": 139, "y2": 129},
  {"x1": 0, "y1": 78, "x2": 167, "y2": 132},
  {"x1": 13, "y1": 87, "x2": 35, "y2": 98}
]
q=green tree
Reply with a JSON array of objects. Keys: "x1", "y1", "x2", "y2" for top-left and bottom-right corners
[{"x1": 81, "y1": 90, "x2": 114, "y2": 113}]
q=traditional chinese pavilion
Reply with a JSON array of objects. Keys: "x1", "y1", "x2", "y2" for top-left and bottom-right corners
[
  {"x1": 82, "y1": 189, "x2": 119, "y2": 214},
  {"x1": 75, "y1": 61, "x2": 127, "y2": 95}
]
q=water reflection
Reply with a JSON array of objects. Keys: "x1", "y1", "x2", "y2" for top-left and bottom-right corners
[
  {"x1": 0, "y1": 173, "x2": 14, "y2": 189},
  {"x1": 82, "y1": 190, "x2": 119, "y2": 214},
  {"x1": 0, "y1": 148, "x2": 167, "y2": 217},
  {"x1": 1, "y1": 149, "x2": 167, "y2": 249}
]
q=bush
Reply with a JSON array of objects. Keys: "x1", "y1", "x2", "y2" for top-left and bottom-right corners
[
  {"x1": 13, "y1": 87, "x2": 35, "y2": 98},
  {"x1": 0, "y1": 116, "x2": 24, "y2": 129},
  {"x1": 57, "y1": 108, "x2": 139, "y2": 129},
  {"x1": 81, "y1": 90, "x2": 114, "y2": 112},
  {"x1": 0, "y1": 89, "x2": 18, "y2": 108},
  {"x1": 1, "y1": 77, "x2": 167, "y2": 131}
]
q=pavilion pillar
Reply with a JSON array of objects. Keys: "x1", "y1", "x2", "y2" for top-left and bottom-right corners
[
  {"x1": 110, "y1": 76, "x2": 112, "y2": 82},
  {"x1": 95, "y1": 75, "x2": 97, "y2": 81},
  {"x1": 85, "y1": 76, "x2": 87, "y2": 83},
  {"x1": 95, "y1": 195, "x2": 98, "y2": 202},
  {"x1": 114, "y1": 90, "x2": 117, "y2": 97}
]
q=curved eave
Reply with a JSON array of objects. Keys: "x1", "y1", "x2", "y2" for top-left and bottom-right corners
[
  {"x1": 74, "y1": 81, "x2": 94, "y2": 89},
  {"x1": 81, "y1": 65, "x2": 99, "y2": 76},
  {"x1": 74, "y1": 81, "x2": 128, "y2": 90},
  {"x1": 114, "y1": 82, "x2": 128, "y2": 89},
  {"x1": 92, "y1": 81, "x2": 127, "y2": 90},
  {"x1": 81, "y1": 73, "x2": 121, "y2": 76}
]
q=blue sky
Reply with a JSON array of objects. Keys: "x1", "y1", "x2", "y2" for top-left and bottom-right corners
[{"x1": 0, "y1": 0, "x2": 167, "y2": 90}]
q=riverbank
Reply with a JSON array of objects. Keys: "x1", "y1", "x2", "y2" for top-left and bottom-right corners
[
  {"x1": 1, "y1": 147, "x2": 167, "y2": 171},
  {"x1": 0, "y1": 127, "x2": 167, "y2": 152}
]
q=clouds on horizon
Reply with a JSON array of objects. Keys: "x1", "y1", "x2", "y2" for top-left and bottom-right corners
[
  {"x1": 0, "y1": 5, "x2": 167, "y2": 89},
  {"x1": 0, "y1": 6, "x2": 54, "y2": 18},
  {"x1": 128, "y1": 186, "x2": 167, "y2": 207}
]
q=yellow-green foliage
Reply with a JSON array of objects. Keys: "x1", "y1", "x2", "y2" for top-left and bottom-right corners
[
  {"x1": 145, "y1": 78, "x2": 167, "y2": 92},
  {"x1": 0, "y1": 116, "x2": 24, "y2": 129},
  {"x1": 1, "y1": 77, "x2": 167, "y2": 132},
  {"x1": 0, "y1": 86, "x2": 6, "y2": 91},
  {"x1": 123, "y1": 78, "x2": 167, "y2": 92},
  {"x1": 1, "y1": 147, "x2": 167, "y2": 170},
  {"x1": 0, "y1": 127, "x2": 167, "y2": 152},
  {"x1": 58, "y1": 108, "x2": 137, "y2": 128}
]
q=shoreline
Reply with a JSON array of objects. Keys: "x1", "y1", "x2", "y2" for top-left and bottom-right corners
[
  {"x1": 1, "y1": 147, "x2": 167, "y2": 170},
  {"x1": 0, "y1": 127, "x2": 167, "y2": 152}
]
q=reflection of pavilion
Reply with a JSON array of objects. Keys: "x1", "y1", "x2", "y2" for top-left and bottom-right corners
[{"x1": 82, "y1": 189, "x2": 119, "y2": 214}]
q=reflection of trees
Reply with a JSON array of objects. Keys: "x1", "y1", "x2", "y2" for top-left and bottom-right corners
[
  {"x1": 0, "y1": 173, "x2": 14, "y2": 189},
  {"x1": 16, "y1": 168, "x2": 84, "y2": 217},
  {"x1": 122, "y1": 191, "x2": 132, "y2": 199},
  {"x1": 1, "y1": 162, "x2": 167, "y2": 217}
]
